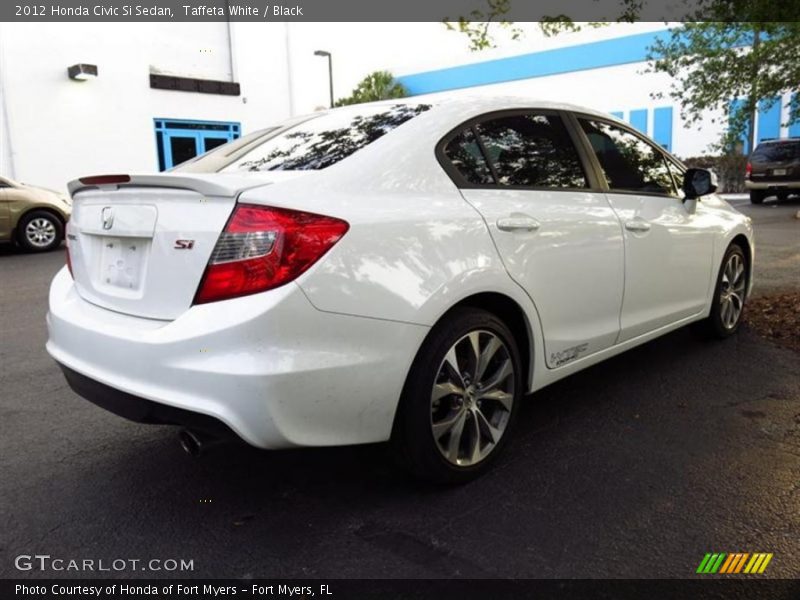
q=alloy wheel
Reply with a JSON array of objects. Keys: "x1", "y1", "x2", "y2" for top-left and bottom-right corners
[
  {"x1": 719, "y1": 252, "x2": 746, "y2": 329},
  {"x1": 25, "y1": 217, "x2": 57, "y2": 248},
  {"x1": 430, "y1": 330, "x2": 514, "y2": 467}
]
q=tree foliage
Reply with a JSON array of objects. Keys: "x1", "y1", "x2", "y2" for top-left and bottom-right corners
[
  {"x1": 335, "y1": 71, "x2": 408, "y2": 107},
  {"x1": 647, "y1": 22, "x2": 800, "y2": 152},
  {"x1": 445, "y1": 1, "x2": 800, "y2": 152}
]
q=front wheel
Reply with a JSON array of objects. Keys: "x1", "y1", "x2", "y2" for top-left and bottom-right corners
[
  {"x1": 17, "y1": 210, "x2": 63, "y2": 252},
  {"x1": 391, "y1": 307, "x2": 522, "y2": 484},
  {"x1": 697, "y1": 244, "x2": 748, "y2": 339}
]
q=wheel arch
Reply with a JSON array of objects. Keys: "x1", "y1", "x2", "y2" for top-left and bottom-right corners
[
  {"x1": 430, "y1": 291, "x2": 536, "y2": 393},
  {"x1": 15, "y1": 205, "x2": 67, "y2": 237}
]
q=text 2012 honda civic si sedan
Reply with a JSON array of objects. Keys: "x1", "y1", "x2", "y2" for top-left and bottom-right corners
[{"x1": 47, "y1": 98, "x2": 754, "y2": 483}]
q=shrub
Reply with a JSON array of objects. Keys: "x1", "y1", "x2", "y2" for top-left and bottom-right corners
[{"x1": 680, "y1": 153, "x2": 748, "y2": 193}]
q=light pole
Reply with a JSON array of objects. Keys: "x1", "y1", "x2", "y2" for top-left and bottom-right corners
[{"x1": 314, "y1": 50, "x2": 333, "y2": 108}]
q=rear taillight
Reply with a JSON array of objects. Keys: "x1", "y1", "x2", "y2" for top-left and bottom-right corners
[
  {"x1": 745, "y1": 162, "x2": 752, "y2": 179},
  {"x1": 194, "y1": 204, "x2": 349, "y2": 304}
]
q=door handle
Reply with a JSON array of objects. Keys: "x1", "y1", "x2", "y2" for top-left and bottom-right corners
[
  {"x1": 624, "y1": 219, "x2": 651, "y2": 233},
  {"x1": 496, "y1": 216, "x2": 541, "y2": 232}
]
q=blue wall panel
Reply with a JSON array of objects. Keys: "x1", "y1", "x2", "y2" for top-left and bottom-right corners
[
  {"x1": 790, "y1": 94, "x2": 800, "y2": 138},
  {"x1": 609, "y1": 111, "x2": 624, "y2": 119},
  {"x1": 396, "y1": 29, "x2": 754, "y2": 96},
  {"x1": 653, "y1": 107, "x2": 673, "y2": 151},
  {"x1": 757, "y1": 98, "x2": 781, "y2": 143},
  {"x1": 396, "y1": 30, "x2": 673, "y2": 95},
  {"x1": 729, "y1": 98, "x2": 750, "y2": 154},
  {"x1": 629, "y1": 109, "x2": 648, "y2": 134}
]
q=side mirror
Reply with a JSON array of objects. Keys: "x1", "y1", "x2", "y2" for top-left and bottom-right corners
[{"x1": 682, "y1": 168, "x2": 718, "y2": 200}]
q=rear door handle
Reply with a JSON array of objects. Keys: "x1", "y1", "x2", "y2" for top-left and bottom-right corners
[
  {"x1": 624, "y1": 219, "x2": 651, "y2": 233},
  {"x1": 496, "y1": 216, "x2": 541, "y2": 232}
]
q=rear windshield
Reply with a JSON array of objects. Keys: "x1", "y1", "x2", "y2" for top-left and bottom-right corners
[
  {"x1": 222, "y1": 103, "x2": 431, "y2": 172},
  {"x1": 752, "y1": 141, "x2": 800, "y2": 162}
]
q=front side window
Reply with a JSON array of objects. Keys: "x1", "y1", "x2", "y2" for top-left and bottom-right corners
[
  {"x1": 579, "y1": 119, "x2": 677, "y2": 196},
  {"x1": 222, "y1": 103, "x2": 431, "y2": 172},
  {"x1": 475, "y1": 114, "x2": 588, "y2": 188},
  {"x1": 443, "y1": 128, "x2": 494, "y2": 185}
]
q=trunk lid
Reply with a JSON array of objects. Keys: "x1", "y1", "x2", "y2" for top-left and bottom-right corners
[{"x1": 66, "y1": 173, "x2": 301, "y2": 320}]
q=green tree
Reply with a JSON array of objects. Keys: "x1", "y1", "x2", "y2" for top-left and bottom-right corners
[
  {"x1": 445, "y1": 2, "x2": 800, "y2": 153},
  {"x1": 647, "y1": 22, "x2": 800, "y2": 155},
  {"x1": 335, "y1": 71, "x2": 408, "y2": 107}
]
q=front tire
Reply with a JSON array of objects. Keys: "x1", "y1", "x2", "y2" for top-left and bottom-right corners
[
  {"x1": 697, "y1": 244, "x2": 748, "y2": 339},
  {"x1": 391, "y1": 307, "x2": 522, "y2": 484},
  {"x1": 749, "y1": 190, "x2": 765, "y2": 204},
  {"x1": 17, "y1": 210, "x2": 63, "y2": 252}
]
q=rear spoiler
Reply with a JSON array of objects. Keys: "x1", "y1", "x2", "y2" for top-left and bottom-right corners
[{"x1": 68, "y1": 173, "x2": 272, "y2": 198}]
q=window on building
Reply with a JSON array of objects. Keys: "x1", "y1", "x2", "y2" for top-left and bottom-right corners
[
  {"x1": 154, "y1": 119, "x2": 241, "y2": 171},
  {"x1": 443, "y1": 128, "x2": 494, "y2": 185},
  {"x1": 222, "y1": 103, "x2": 431, "y2": 172},
  {"x1": 579, "y1": 119, "x2": 677, "y2": 196},
  {"x1": 475, "y1": 113, "x2": 588, "y2": 188}
]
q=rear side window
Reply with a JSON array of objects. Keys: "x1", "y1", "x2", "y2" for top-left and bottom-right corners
[
  {"x1": 222, "y1": 103, "x2": 431, "y2": 172},
  {"x1": 443, "y1": 129, "x2": 494, "y2": 185},
  {"x1": 440, "y1": 113, "x2": 587, "y2": 189},
  {"x1": 752, "y1": 141, "x2": 800, "y2": 162},
  {"x1": 579, "y1": 119, "x2": 677, "y2": 196},
  {"x1": 475, "y1": 114, "x2": 588, "y2": 188}
]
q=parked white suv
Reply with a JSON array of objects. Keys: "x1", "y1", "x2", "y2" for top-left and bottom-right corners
[{"x1": 47, "y1": 98, "x2": 754, "y2": 483}]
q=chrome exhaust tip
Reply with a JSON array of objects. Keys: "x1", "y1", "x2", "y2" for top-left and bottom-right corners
[{"x1": 179, "y1": 429, "x2": 208, "y2": 458}]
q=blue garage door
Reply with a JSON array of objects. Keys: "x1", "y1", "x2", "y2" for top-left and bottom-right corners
[{"x1": 155, "y1": 119, "x2": 241, "y2": 171}]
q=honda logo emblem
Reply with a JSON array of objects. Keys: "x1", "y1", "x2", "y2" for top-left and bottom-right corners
[{"x1": 101, "y1": 207, "x2": 114, "y2": 230}]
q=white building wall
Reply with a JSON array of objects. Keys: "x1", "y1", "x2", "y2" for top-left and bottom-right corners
[{"x1": 0, "y1": 22, "x2": 291, "y2": 191}]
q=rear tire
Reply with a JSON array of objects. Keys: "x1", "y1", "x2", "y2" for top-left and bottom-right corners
[
  {"x1": 749, "y1": 190, "x2": 765, "y2": 205},
  {"x1": 16, "y1": 210, "x2": 63, "y2": 252},
  {"x1": 391, "y1": 307, "x2": 522, "y2": 484},
  {"x1": 695, "y1": 244, "x2": 748, "y2": 339}
]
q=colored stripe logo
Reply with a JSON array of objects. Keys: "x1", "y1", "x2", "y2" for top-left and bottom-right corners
[{"x1": 697, "y1": 552, "x2": 773, "y2": 574}]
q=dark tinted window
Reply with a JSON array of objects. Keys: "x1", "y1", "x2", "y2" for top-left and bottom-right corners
[
  {"x1": 169, "y1": 136, "x2": 198, "y2": 167},
  {"x1": 580, "y1": 119, "x2": 676, "y2": 196},
  {"x1": 223, "y1": 103, "x2": 431, "y2": 172},
  {"x1": 475, "y1": 114, "x2": 587, "y2": 188},
  {"x1": 443, "y1": 128, "x2": 494, "y2": 185},
  {"x1": 751, "y1": 141, "x2": 800, "y2": 162}
]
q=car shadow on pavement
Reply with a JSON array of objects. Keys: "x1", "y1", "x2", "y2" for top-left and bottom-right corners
[
  {"x1": 6, "y1": 324, "x2": 799, "y2": 579},
  {"x1": 0, "y1": 242, "x2": 64, "y2": 256}
]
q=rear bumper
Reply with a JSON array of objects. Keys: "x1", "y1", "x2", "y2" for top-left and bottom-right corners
[
  {"x1": 47, "y1": 267, "x2": 428, "y2": 449},
  {"x1": 745, "y1": 180, "x2": 800, "y2": 190},
  {"x1": 59, "y1": 364, "x2": 237, "y2": 439}
]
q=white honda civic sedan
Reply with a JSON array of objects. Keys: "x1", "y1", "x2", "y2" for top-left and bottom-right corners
[{"x1": 47, "y1": 97, "x2": 754, "y2": 483}]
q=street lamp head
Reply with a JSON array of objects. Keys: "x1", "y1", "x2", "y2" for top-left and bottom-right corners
[{"x1": 314, "y1": 50, "x2": 331, "y2": 57}]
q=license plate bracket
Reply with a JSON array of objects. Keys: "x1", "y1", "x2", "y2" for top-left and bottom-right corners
[{"x1": 100, "y1": 237, "x2": 147, "y2": 291}]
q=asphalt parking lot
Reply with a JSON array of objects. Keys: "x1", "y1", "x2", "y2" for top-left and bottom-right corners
[{"x1": 1, "y1": 198, "x2": 798, "y2": 579}]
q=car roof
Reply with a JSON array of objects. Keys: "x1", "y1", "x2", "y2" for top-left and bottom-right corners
[
  {"x1": 756, "y1": 137, "x2": 800, "y2": 145},
  {"x1": 309, "y1": 95, "x2": 615, "y2": 122}
]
